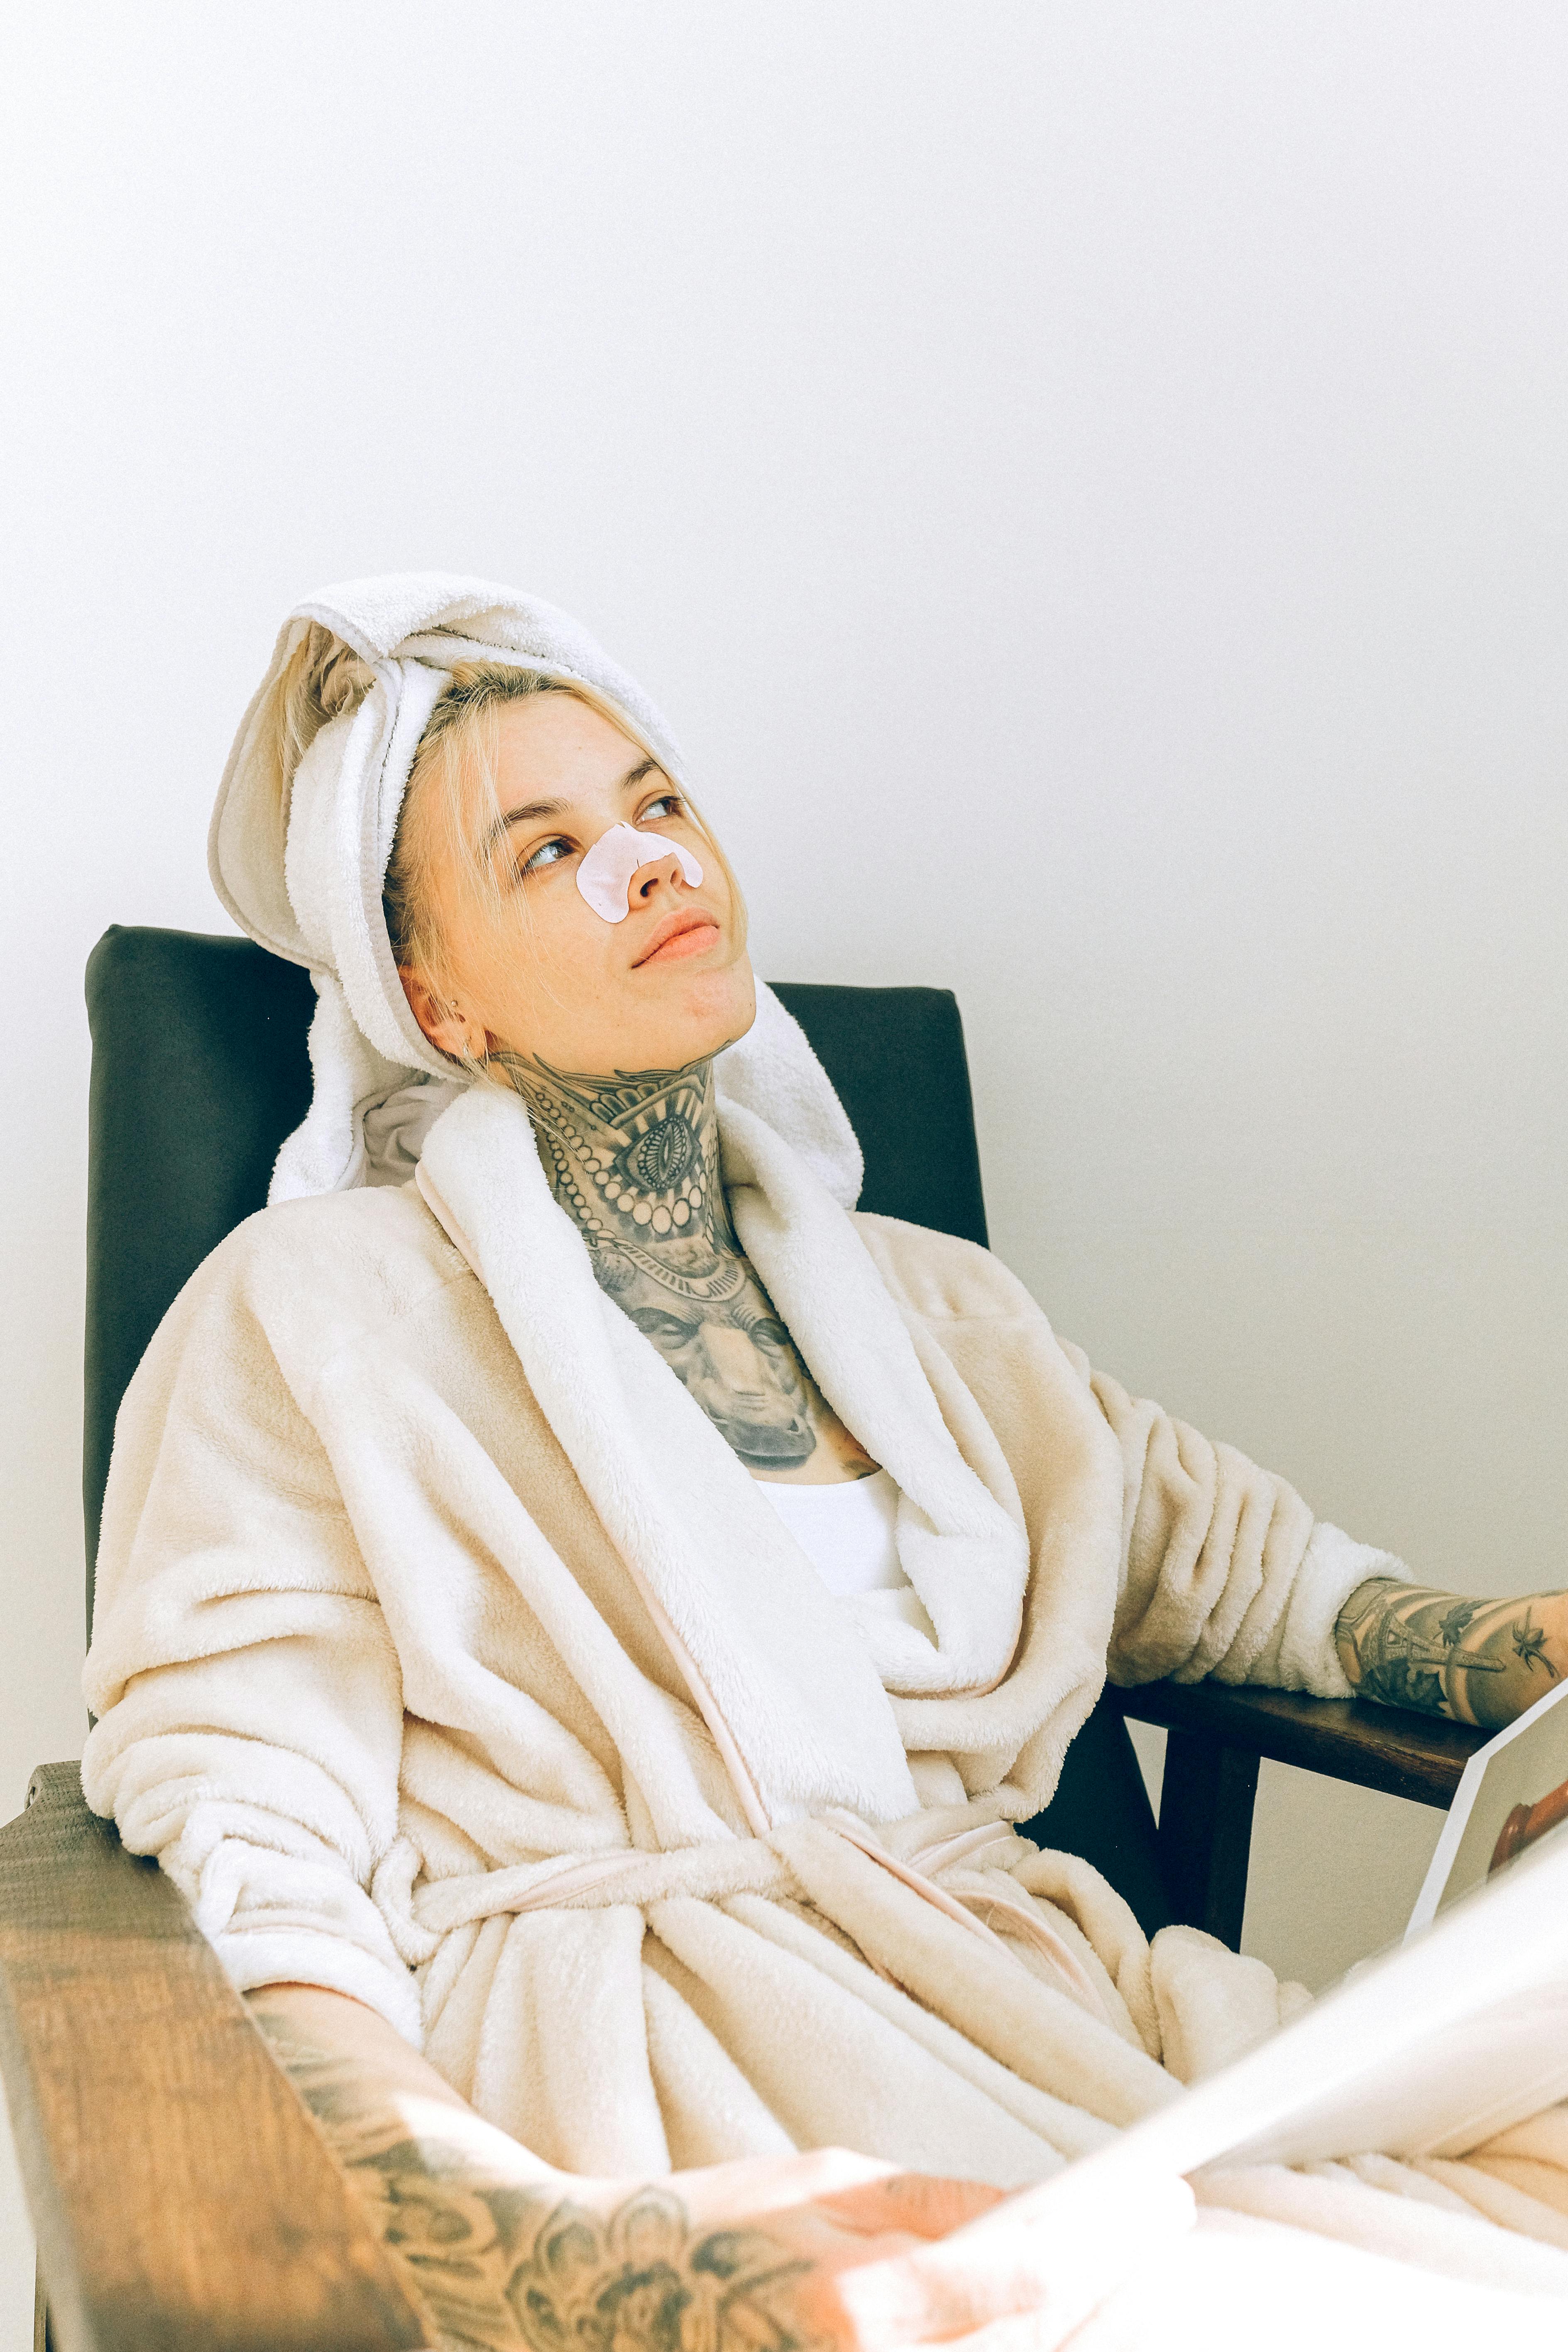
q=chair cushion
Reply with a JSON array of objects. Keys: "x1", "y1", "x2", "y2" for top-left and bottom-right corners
[
  {"x1": 83, "y1": 930, "x2": 315, "y2": 1610},
  {"x1": 769, "y1": 982, "x2": 989, "y2": 1249}
]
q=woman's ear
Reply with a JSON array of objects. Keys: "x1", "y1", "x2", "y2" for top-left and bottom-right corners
[{"x1": 399, "y1": 967, "x2": 488, "y2": 1062}]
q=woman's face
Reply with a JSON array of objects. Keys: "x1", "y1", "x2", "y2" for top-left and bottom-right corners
[{"x1": 401, "y1": 693, "x2": 755, "y2": 1076}]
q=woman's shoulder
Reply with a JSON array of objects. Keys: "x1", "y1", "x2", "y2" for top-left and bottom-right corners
[
  {"x1": 849, "y1": 1210, "x2": 1043, "y2": 1327},
  {"x1": 173, "y1": 1181, "x2": 467, "y2": 1344},
  {"x1": 103, "y1": 1183, "x2": 484, "y2": 1520}
]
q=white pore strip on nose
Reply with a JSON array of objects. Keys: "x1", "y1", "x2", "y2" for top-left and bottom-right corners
[{"x1": 576, "y1": 822, "x2": 704, "y2": 923}]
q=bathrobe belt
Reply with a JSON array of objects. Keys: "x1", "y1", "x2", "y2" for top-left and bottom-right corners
[{"x1": 372, "y1": 1809, "x2": 1118, "y2": 2025}]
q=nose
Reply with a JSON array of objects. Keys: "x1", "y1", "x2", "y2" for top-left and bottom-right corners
[{"x1": 628, "y1": 849, "x2": 685, "y2": 912}]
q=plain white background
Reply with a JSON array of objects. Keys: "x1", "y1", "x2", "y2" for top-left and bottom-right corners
[{"x1": 4, "y1": 3, "x2": 1567, "y2": 2338}]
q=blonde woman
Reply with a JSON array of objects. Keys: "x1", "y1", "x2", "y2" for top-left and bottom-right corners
[{"x1": 83, "y1": 578, "x2": 1568, "y2": 2348}]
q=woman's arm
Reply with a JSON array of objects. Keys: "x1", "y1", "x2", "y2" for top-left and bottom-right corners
[
  {"x1": 246, "y1": 1983, "x2": 476, "y2": 2134},
  {"x1": 1334, "y1": 1579, "x2": 1568, "y2": 1730},
  {"x1": 247, "y1": 1986, "x2": 1011, "y2": 2352},
  {"x1": 83, "y1": 1235, "x2": 420, "y2": 2037},
  {"x1": 1065, "y1": 1345, "x2": 1568, "y2": 1727},
  {"x1": 1066, "y1": 1346, "x2": 1396, "y2": 1694}
]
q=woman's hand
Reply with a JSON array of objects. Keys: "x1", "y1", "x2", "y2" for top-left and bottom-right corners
[
  {"x1": 1335, "y1": 1579, "x2": 1568, "y2": 1730},
  {"x1": 246, "y1": 1983, "x2": 1027, "y2": 2351}
]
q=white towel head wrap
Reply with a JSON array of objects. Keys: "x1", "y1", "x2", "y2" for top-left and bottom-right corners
[{"x1": 209, "y1": 574, "x2": 864, "y2": 1208}]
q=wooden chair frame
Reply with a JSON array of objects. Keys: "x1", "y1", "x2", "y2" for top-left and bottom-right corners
[{"x1": 5, "y1": 1689, "x2": 1485, "y2": 2351}]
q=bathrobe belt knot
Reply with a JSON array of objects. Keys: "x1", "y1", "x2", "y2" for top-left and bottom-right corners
[{"x1": 372, "y1": 1808, "x2": 1118, "y2": 2023}]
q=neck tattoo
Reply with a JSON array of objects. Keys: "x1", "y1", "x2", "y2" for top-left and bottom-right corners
[{"x1": 494, "y1": 1049, "x2": 877, "y2": 1483}]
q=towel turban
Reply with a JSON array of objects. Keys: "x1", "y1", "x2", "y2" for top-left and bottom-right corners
[{"x1": 209, "y1": 574, "x2": 864, "y2": 1208}]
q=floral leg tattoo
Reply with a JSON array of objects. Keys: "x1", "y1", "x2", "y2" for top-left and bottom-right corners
[
  {"x1": 1335, "y1": 1579, "x2": 1568, "y2": 1729},
  {"x1": 249, "y1": 2002, "x2": 828, "y2": 2352}
]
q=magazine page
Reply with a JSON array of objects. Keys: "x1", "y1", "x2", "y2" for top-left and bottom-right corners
[{"x1": 1407, "y1": 1674, "x2": 1568, "y2": 1935}]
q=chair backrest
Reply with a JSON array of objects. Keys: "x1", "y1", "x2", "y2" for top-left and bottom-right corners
[{"x1": 83, "y1": 927, "x2": 988, "y2": 1628}]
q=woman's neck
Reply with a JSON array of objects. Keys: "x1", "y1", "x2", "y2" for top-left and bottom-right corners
[
  {"x1": 492, "y1": 1046, "x2": 878, "y2": 1482},
  {"x1": 493, "y1": 1048, "x2": 743, "y2": 1295}
]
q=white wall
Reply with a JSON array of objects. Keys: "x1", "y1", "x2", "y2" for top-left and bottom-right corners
[{"x1": 5, "y1": 1, "x2": 1567, "y2": 2335}]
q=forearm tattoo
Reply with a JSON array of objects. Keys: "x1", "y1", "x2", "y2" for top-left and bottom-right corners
[
  {"x1": 494, "y1": 1047, "x2": 876, "y2": 1481},
  {"x1": 250, "y1": 2002, "x2": 822, "y2": 2352},
  {"x1": 1335, "y1": 1578, "x2": 1568, "y2": 1728}
]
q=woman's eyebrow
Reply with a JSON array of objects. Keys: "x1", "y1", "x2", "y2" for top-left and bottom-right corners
[
  {"x1": 482, "y1": 795, "x2": 565, "y2": 852},
  {"x1": 482, "y1": 761, "x2": 662, "y2": 853}
]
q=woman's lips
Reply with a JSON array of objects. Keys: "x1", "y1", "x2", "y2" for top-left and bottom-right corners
[{"x1": 634, "y1": 913, "x2": 721, "y2": 967}]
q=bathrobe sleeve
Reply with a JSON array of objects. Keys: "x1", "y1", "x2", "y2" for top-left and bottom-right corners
[
  {"x1": 1058, "y1": 1343, "x2": 1408, "y2": 1697},
  {"x1": 80, "y1": 1229, "x2": 421, "y2": 2042},
  {"x1": 853, "y1": 1214, "x2": 1409, "y2": 1709}
]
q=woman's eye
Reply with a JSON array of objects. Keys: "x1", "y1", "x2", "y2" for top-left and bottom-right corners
[
  {"x1": 519, "y1": 835, "x2": 573, "y2": 878},
  {"x1": 639, "y1": 792, "x2": 682, "y2": 825}
]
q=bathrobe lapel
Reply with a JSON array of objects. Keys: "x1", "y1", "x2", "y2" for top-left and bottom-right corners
[
  {"x1": 418, "y1": 1084, "x2": 1030, "y2": 1828},
  {"x1": 720, "y1": 1102, "x2": 1032, "y2": 1696}
]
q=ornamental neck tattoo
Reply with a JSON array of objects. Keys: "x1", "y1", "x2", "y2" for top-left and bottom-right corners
[{"x1": 494, "y1": 1049, "x2": 877, "y2": 1485}]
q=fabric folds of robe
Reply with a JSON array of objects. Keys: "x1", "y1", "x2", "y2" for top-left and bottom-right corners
[{"x1": 86, "y1": 1091, "x2": 1402, "y2": 2188}]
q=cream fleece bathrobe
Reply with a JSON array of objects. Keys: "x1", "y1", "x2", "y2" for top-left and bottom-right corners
[
  {"x1": 84, "y1": 1071, "x2": 1402, "y2": 2184},
  {"x1": 82, "y1": 570, "x2": 1568, "y2": 2335}
]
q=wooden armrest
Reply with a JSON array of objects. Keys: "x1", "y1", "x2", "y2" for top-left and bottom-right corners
[
  {"x1": 1108, "y1": 1680, "x2": 1487, "y2": 1806},
  {"x1": 1105, "y1": 1684, "x2": 1487, "y2": 1952},
  {"x1": 0, "y1": 1764, "x2": 430, "y2": 2352}
]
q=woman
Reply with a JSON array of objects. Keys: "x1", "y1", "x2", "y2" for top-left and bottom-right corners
[{"x1": 83, "y1": 577, "x2": 1568, "y2": 2347}]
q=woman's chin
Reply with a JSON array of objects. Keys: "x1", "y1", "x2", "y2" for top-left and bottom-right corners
[
  {"x1": 649, "y1": 958, "x2": 756, "y2": 1059},
  {"x1": 508, "y1": 959, "x2": 756, "y2": 1079}
]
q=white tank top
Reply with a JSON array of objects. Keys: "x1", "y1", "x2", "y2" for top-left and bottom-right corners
[{"x1": 757, "y1": 1468, "x2": 907, "y2": 1597}]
